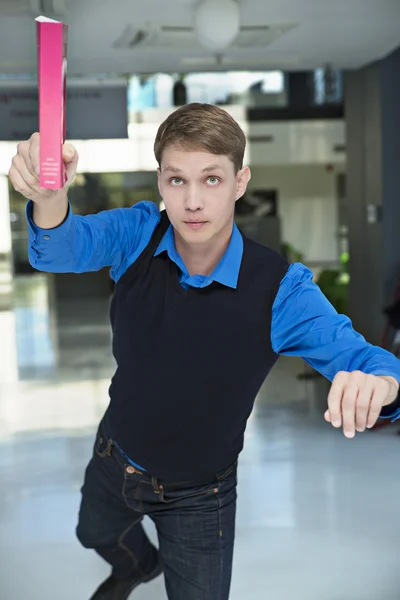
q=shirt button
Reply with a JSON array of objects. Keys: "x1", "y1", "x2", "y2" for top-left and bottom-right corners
[
  {"x1": 126, "y1": 466, "x2": 136, "y2": 474},
  {"x1": 43, "y1": 235, "x2": 50, "y2": 240}
]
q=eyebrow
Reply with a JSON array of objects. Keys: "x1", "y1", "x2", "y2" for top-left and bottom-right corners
[{"x1": 163, "y1": 164, "x2": 223, "y2": 174}]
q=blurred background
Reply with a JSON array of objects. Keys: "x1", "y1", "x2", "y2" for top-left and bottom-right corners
[{"x1": 0, "y1": 1, "x2": 400, "y2": 598}]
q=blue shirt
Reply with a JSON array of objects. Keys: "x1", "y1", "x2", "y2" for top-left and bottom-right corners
[{"x1": 27, "y1": 200, "x2": 400, "y2": 447}]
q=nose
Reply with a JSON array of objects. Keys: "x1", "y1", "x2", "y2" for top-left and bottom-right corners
[{"x1": 184, "y1": 184, "x2": 204, "y2": 212}]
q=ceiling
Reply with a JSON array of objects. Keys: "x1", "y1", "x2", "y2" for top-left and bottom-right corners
[{"x1": 0, "y1": 0, "x2": 399, "y2": 75}]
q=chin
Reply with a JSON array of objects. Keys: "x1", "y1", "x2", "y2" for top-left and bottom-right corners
[{"x1": 181, "y1": 230, "x2": 210, "y2": 243}]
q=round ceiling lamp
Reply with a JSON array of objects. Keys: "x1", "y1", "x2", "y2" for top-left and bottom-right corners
[{"x1": 194, "y1": 0, "x2": 240, "y2": 53}]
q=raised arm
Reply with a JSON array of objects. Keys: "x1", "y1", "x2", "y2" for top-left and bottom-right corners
[{"x1": 9, "y1": 133, "x2": 160, "y2": 281}]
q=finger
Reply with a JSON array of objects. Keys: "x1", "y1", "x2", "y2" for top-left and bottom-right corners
[
  {"x1": 355, "y1": 377, "x2": 374, "y2": 432},
  {"x1": 324, "y1": 410, "x2": 331, "y2": 422},
  {"x1": 62, "y1": 143, "x2": 79, "y2": 184},
  {"x1": 28, "y1": 132, "x2": 40, "y2": 176},
  {"x1": 8, "y1": 165, "x2": 37, "y2": 199},
  {"x1": 62, "y1": 142, "x2": 77, "y2": 162},
  {"x1": 327, "y1": 373, "x2": 346, "y2": 427},
  {"x1": 15, "y1": 141, "x2": 35, "y2": 181},
  {"x1": 366, "y1": 389, "x2": 383, "y2": 429},
  {"x1": 341, "y1": 382, "x2": 358, "y2": 438},
  {"x1": 12, "y1": 153, "x2": 41, "y2": 192},
  {"x1": 366, "y1": 379, "x2": 390, "y2": 429}
]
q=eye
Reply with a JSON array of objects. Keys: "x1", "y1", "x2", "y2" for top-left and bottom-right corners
[
  {"x1": 207, "y1": 176, "x2": 220, "y2": 185},
  {"x1": 170, "y1": 177, "x2": 184, "y2": 186}
]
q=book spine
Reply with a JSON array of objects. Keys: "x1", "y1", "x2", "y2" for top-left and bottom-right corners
[
  {"x1": 62, "y1": 24, "x2": 68, "y2": 146},
  {"x1": 37, "y1": 22, "x2": 68, "y2": 190}
]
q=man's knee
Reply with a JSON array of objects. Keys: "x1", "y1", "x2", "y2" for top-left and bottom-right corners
[
  {"x1": 76, "y1": 520, "x2": 95, "y2": 549},
  {"x1": 75, "y1": 508, "x2": 121, "y2": 550},
  {"x1": 75, "y1": 505, "x2": 105, "y2": 549}
]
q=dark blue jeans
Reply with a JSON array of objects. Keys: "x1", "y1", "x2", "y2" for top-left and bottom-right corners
[{"x1": 76, "y1": 422, "x2": 237, "y2": 599}]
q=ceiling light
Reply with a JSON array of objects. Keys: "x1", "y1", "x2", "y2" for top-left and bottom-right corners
[{"x1": 194, "y1": 0, "x2": 240, "y2": 53}]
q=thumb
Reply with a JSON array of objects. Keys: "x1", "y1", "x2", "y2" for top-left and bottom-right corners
[{"x1": 62, "y1": 143, "x2": 78, "y2": 184}]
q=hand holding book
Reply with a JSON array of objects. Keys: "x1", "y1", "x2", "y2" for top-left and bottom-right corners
[{"x1": 8, "y1": 134, "x2": 79, "y2": 228}]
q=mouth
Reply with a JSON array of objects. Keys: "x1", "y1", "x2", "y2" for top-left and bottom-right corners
[{"x1": 184, "y1": 221, "x2": 208, "y2": 230}]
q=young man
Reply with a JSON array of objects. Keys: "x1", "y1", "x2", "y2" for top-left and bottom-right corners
[{"x1": 9, "y1": 103, "x2": 400, "y2": 600}]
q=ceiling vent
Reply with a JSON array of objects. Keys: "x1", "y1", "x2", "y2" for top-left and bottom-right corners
[{"x1": 114, "y1": 22, "x2": 297, "y2": 51}]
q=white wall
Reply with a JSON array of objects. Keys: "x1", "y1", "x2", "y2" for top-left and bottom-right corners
[{"x1": 249, "y1": 164, "x2": 345, "y2": 263}]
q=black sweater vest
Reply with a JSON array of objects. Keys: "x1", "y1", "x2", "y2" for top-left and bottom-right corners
[{"x1": 104, "y1": 211, "x2": 288, "y2": 481}]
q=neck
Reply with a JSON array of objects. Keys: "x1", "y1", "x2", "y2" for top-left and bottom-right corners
[{"x1": 174, "y1": 222, "x2": 233, "y2": 277}]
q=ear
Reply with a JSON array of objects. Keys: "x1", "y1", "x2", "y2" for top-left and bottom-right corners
[
  {"x1": 235, "y1": 166, "x2": 251, "y2": 202},
  {"x1": 157, "y1": 167, "x2": 163, "y2": 197}
]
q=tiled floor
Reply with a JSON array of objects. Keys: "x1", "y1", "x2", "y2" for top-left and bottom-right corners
[{"x1": 0, "y1": 275, "x2": 399, "y2": 600}]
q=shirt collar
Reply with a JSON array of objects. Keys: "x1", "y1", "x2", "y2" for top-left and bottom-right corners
[{"x1": 154, "y1": 223, "x2": 243, "y2": 289}]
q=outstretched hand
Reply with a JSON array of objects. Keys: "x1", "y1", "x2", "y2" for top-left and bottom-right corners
[{"x1": 324, "y1": 371, "x2": 399, "y2": 438}]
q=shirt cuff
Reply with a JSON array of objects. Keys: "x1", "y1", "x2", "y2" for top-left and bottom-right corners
[{"x1": 26, "y1": 199, "x2": 73, "y2": 243}]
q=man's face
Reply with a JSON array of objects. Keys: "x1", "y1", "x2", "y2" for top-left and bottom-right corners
[{"x1": 157, "y1": 146, "x2": 251, "y2": 246}]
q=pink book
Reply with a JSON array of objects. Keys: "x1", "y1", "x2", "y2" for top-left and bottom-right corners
[{"x1": 36, "y1": 15, "x2": 68, "y2": 190}]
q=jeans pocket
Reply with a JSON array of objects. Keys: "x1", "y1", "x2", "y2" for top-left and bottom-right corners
[
  {"x1": 161, "y1": 461, "x2": 238, "y2": 504},
  {"x1": 94, "y1": 426, "x2": 114, "y2": 458},
  {"x1": 161, "y1": 481, "x2": 219, "y2": 504},
  {"x1": 217, "y1": 460, "x2": 238, "y2": 483}
]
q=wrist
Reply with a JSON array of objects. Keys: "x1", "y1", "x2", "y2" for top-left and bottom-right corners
[
  {"x1": 378, "y1": 376, "x2": 400, "y2": 405},
  {"x1": 32, "y1": 193, "x2": 69, "y2": 229}
]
